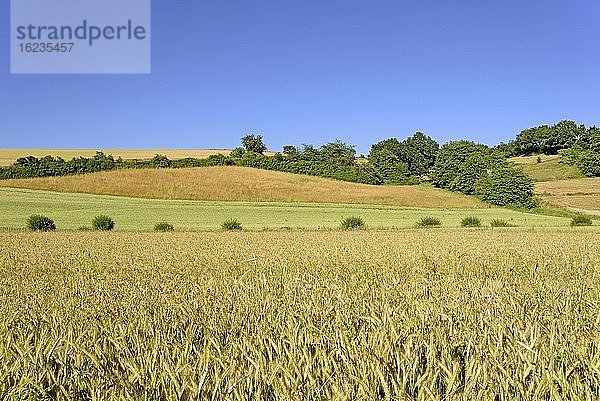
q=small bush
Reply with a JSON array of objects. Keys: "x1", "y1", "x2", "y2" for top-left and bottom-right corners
[
  {"x1": 416, "y1": 216, "x2": 441, "y2": 227},
  {"x1": 26, "y1": 215, "x2": 56, "y2": 231},
  {"x1": 536, "y1": 155, "x2": 542, "y2": 164},
  {"x1": 92, "y1": 215, "x2": 115, "y2": 231},
  {"x1": 461, "y1": 215, "x2": 482, "y2": 228},
  {"x1": 222, "y1": 219, "x2": 243, "y2": 231},
  {"x1": 154, "y1": 222, "x2": 174, "y2": 232},
  {"x1": 490, "y1": 219, "x2": 516, "y2": 227},
  {"x1": 570, "y1": 213, "x2": 593, "y2": 227},
  {"x1": 341, "y1": 216, "x2": 365, "y2": 230}
]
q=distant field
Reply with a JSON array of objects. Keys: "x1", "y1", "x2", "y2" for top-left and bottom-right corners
[
  {"x1": 0, "y1": 166, "x2": 481, "y2": 208},
  {"x1": 536, "y1": 177, "x2": 600, "y2": 212},
  {"x1": 0, "y1": 187, "x2": 575, "y2": 230},
  {"x1": 0, "y1": 148, "x2": 235, "y2": 166},
  {"x1": 510, "y1": 155, "x2": 583, "y2": 182}
]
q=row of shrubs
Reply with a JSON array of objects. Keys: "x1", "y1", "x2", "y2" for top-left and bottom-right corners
[
  {"x1": 26, "y1": 213, "x2": 594, "y2": 232},
  {"x1": 0, "y1": 152, "x2": 381, "y2": 185},
  {"x1": 27, "y1": 214, "x2": 115, "y2": 232},
  {"x1": 416, "y1": 214, "x2": 594, "y2": 228},
  {"x1": 341, "y1": 214, "x2": 593, "y2": 229}
]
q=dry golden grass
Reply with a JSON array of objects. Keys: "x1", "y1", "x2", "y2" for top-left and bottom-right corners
[
  {"x1": 536, "y1": 177, "x2": 600, "y2": 211},
  {"x1": 509, "y1": 154, "x2": 561, "y2": 164},
  {"x1": 0, "y1": 166, "x2": 481, "y2": 208},
  {"x1": 0, "y1": 148, "x2": 240, "y2": 166}
]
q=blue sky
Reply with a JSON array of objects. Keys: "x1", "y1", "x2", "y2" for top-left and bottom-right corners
[{"x1": 1, "y1": 0, "x2": 600, "y2": 155}]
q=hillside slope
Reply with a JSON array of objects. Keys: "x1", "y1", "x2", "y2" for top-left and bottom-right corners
[
  {"x1": 536, "y1": 178, "x2": 600, "y2": 212},
  {"x1": 0, "y1": 166, "x2": 480, "y2": 208},
  {"x1": 510, "y1": 155, "x2": 583, "y2": 182}
]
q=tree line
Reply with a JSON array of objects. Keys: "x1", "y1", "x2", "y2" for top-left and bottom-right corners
[
  {"x1": 2, "y1": 119, "x2": 598, "y2": 209},
  {"x1": 495, "y1": 120, "x2": 600, "y2": 176}
]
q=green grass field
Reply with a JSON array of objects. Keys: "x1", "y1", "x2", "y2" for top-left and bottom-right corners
[
  {"x1": 0, "y1": 187, "x2": 581, "y2": 230},
  {"x1": 510, "y1": 155, "x2": 583, "y2": 182}
]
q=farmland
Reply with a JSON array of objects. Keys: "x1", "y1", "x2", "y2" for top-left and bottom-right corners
[
  {"x1": 0, "y1": 187, "x2": 577, "y2": 231},
  {"x1": 1, "y1": 231, "x2": 599, "y2": 399},
  {"x1": 535, "y1": 177, "x2": 600, "y2": 213},
  {"x1": 0, "y1": 149, "x2": 235, "y2": 166},
  {"x1": 0, "y1": 150, "x2": 598, "y2": 399},
  {"x1": 0, "y1": 166, "x2": 481, "y2": 208}
]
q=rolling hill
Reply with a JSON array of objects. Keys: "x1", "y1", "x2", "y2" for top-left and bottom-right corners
[
  {"x1": 509, "y1": 155, "x2": 583, "y2": 182},
  {"x1": 510, "y1": 155, "x2": 598, "y2": 212},
  {"x1": 535, "y1": 177, "x2": 600, "y2": 213},
  {"x1": 0, "y1": 166, "x2": 480, "y2": 208}
]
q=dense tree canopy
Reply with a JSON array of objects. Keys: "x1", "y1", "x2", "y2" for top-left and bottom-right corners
[
  {"x1": 430, "y1": 141, "x2": 488, "y2": 190},
  {"x1": 241, "y1": 134, "x2": 267, "y2": 154},
  {"x1": 368, "y1": 132, "x2": 439, "y2": 184},
  {"x1": 431, "y1": 143, "x2": 536, "y2": 208},
  {"x1": 512, "y1": 120, "x2": 584, "y2": 155}
]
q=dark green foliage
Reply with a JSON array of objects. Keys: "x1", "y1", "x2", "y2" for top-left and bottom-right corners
[
  {"x1": 461, "y1": 216, "x2": 482, "y2": 228},
  {"x1": 241, "y1": 134, "x2": 267, "y2": 154},
  {"x1": 560, "y1": 149, "x2": 592, "y2": 176},
  {"x1": 230, "y1": 147, "x2": 245, "y2": 158},
  {"x1": 536, "y1": 156, "x2": 542, "y2": 164},
  {"x1": 282, "y1": 145, "x2": 299, "y2": 155},
  {"x1": 490, "y1": 219, "x2": 516, "y2": 228},
  {"x1": 431, "y1": 143, "x2": 537, "y2": 208},
  {"x1": 222, "y1": 219, "x2": 243, "y2": 231},
  {"x1": 92, "y1": 215, "x2": 115, "y2": 231},
  {"x1": 579, "y1": 126, "x2": 600, "y2": 153},
  {"x1": 570, "y1": 214, "x2": 593, "y2": 227},
  {"x1": 341, "y1": 216, "x2": 365, "y2": 230},
  {"x1": 430, "y1": 141, "x2": 488, "y2": 190},
  {"x1": 475, "y1": 161, "x2": 538, "y2": 209},
  {"x1": 151, "y1": 154, "x2": 171, "y2": 168},
  {"x1": 368, "y1": 147, "x2": 414, "y2": 185},
  {"x1": 26, "y1": 215, "x2": 56, "y2": 231},
  {"x1": 513, "y1": 120, "x2": 584, "y2": 155},
  {"x1": 236, "y1": 151, "x2": 382, "y2": 185},
  {"x1": 0, "y1": 151, "x2": 116, "y2": 180},
  {"x1": 154, "y1": 222, "x2": 174, "y2": 232},
  {"x1": 401, "y1": 132, "x2": 440, "y2": 176},
  {"x1": 450, "y1": 152, "x2": 490, "y2": 194},
  {"x1": 0, "y1": 146, "x2": 380, "y2": 185},
  {"x1": 369, "y1": 132, "x2": 439, "y2": 184},
  {"x1": 512, "y1": 121, "x2": 600, "y2": 177},
  {"x1": 416, "y1": 216, "x2": 441, "y2": 227},
  {"x1": 493, "y1": 142, "x2": 516, "y2": 157},
  {"x1": 316, "y1": 141, "x2": 357, "y2": 166}
]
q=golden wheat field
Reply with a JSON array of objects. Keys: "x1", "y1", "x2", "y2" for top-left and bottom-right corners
[
  {"x1": 1, "y1": 231, "x2": 599, "y2": 400},
  {"x1": 0, "y1": 166, "x2": 481, "y2": 208}
]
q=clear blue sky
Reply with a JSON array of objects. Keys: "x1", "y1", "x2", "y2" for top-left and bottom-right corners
[{"x1": 1, "y1": 0, "x2": 600, "y2": 155}]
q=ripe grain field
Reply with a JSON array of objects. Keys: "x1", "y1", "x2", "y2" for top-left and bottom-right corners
[
  {"x1": 1, "y1": 231, "x2": 599, "y2": 399},
  {"x1": 0, "y1": 166, "x2": 480, "y2": 208}
]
